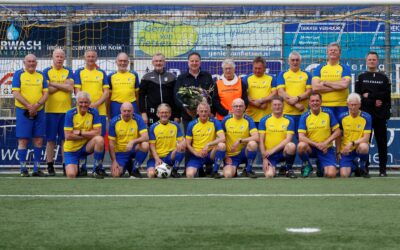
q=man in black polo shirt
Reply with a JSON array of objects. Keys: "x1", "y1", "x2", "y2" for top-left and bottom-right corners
[{"x1": 355, "y1": 51, "x2": 391, "y2": 177}]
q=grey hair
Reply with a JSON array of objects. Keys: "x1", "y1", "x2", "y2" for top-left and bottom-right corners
[
  {"x1": 152, "y1": 53, "x2": 165, "y2": 60},
  {"x1": 222, "y1": 58, "x2": 235, "y2": 69},
  {"x1": 76, "y1": 91, "x2": 91, "y2": 101},
  {"x1": 327, "y1": 42, "x2": 341, "y2": 52},
  {"x1": 347, "y1": 93, "x2": 361, "y2": 103},
  {"x1": 157, "y1": 103, "x2": 171, "y2": 113},
  {"x1": 52, "y1": 48, "x2": 65, "y2": 57},
  {"x1": 288, "y1": 51, "x2": 302, "y2": 61}
]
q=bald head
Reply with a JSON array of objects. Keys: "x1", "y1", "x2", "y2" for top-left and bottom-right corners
[
  {"x1": 120, "y1": 102, "x2": 134, "y2": 121},
  {"x1": 116, "y1": 52, "x2": 129, "y2": 72},
  {"x1": 232, "y1": 98, "x2": 245, "y2": 107}
]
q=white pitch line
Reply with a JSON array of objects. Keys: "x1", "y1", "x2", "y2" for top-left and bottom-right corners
[{"x1": 0, "y1": 194, "x2": 400, "y2": 198}]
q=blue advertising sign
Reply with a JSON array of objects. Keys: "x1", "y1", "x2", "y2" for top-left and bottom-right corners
[{"x1": 284, "y1": 21, "x2": 400, "y2": 60}]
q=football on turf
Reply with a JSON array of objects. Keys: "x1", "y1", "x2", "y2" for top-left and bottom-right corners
[{"x1": 155, "y1": 163, "x2": 172, "y2": 178}]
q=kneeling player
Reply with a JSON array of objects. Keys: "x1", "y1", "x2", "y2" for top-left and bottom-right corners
[
  {"x1": 259, "y1": 96, "x2": 296, "y2": 178},
  {"x1": 64, "y1": 92, "x2": 105, "y2": 179},
  {"x1": 338, "y1": 93, "x2": 371, "y2": 178},
  {"x1": 297, "y1": 92, "x2": 341, "y2": 178},
  {"x1": 222, "y1": 98, "x2": 259, "y2": 178},
  {"x1": 147, "y1": 103, "x2": 185, "y2": 178},
  {"x1": 186, "y1": 102, "x2": 226, "y2": 179},
  {"x1": 109, "y1": 102, "x2": 149, "y2": 178}
]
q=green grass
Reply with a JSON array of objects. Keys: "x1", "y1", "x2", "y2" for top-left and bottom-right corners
[{"x1": 1, "y1": 177, "x2": 400, "y2": 249}]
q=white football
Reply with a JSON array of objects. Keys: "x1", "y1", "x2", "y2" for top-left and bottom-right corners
[{"x1": 155, "y1": 163, "x2": 172, "y2": 178}]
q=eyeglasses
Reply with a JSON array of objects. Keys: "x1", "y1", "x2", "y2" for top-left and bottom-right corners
[
  {"x1": 290, "y1": 58, "x2": 300, "y2": 62},
  {"x1": 232, "y1": 105, "x2": 244, "y2": 108}
]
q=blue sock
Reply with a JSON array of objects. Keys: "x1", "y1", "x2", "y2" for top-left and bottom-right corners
[
  {"x1": 285, "y1": 154, "x2": 295, "y2": 170},
  {"x1": 93, "y1": 151, "x2": 103, "y2": 171},
  {"x1": 213, "y1": 150, "x2": 225, "y2": 172},
  {"x1": 100, "y1": 151, "x2": 105, "y2": 162},
  {"x1": 18, "y1": 149, "x2": 28, "y2": 172},
  {"x1": 246, "y1": 151, "x2": 257, "y2": 172},
  {"x1": 173, "y1": 152, "x2": 184, "y2": 170},
  {"x1": 299, "y1": 152, "x2": 311, "y2": 166},
  {"x1": 33, "y1": 147, "x2": 42, "y2": 172},
  {"x1": 133, "y1": 150, "x2": 148, "y2": 170},
  {"x1": 359, "y1": 153, "x2": 369, "y2": 171}
]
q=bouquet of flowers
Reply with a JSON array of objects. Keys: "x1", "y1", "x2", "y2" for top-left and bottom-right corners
[{"x1": 177, "y1": 86, "x2": 213, "y2": 114}]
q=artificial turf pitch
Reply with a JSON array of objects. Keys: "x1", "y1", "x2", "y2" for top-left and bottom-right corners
[{"x1": 0, "y1": 176, "x2": 400, "y2": 249}]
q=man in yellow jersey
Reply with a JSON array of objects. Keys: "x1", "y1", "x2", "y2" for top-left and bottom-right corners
[
  {"x1": 222, "y1": 98, "x2": 259, "y2": 178},
  {"x1": 244, "y1": 56, "x2": 277, "y2": 126},
  {"x1": 186, "y1": 102, "x2": 226, "y2": 179},
  {"x1": 147, "y1": 103, "x2": 185, "y2": 178},
  {"x1": 337, "y1": 93, "x2": 371, "y2": 178},
  {"x1": 277, "y1": 51, "x2": 312, "y2": 133},
  {"x1": 312, "y1": 42, "x2": 351, "y2": 120},
  {"x1": 108, "y1": 102, "x2": 149, "y2": 178},
  {"x1": 12, "y1": 54, "x2": 48, "y2": 177},
  {"x1": 258, "y1": 96, "x2": 296, "y2": 178},
  {"x1": 64, "y1": 92, "x2": 105, "y2": 179},
  {"x1": 43, "y1": 48, "x2": 74, "y2": 176},
  {"x1": 74, "y1": 49, "x2": 109, "y2": 176},
  {"x1": 297, "y1": 92, "x2": 341, "y2": 178},
  {"x1": 108, "y1": 52, "x2": 140, "y2": 118}
]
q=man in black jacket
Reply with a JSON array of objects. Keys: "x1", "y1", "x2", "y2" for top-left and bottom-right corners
[
  {"x1": 174, "y1": 52, "x2": 214, "y2": 133},
  {"x1": 355, "y1": 51, "x2": 391, "y2": 176},
  {"x1": 139, "y1": 53, "x2": 180, "y2": 126}
]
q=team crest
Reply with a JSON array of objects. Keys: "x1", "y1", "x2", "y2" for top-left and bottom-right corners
[
  {"x1": 85, "y1": 121, "x2": 90, "y2": 126},
  {"x1": 36, "y1": 79, "x2": 40, "y2": 83},
  {"x1": 321, "y1": 120, "x2": 325, "y2": 124},
  {"x1": 299, "y1": 76, "x2": 303, "y2": 80},
  {"x1": 170, "y1": 130, "x2": 174, "y2": 135},
  {"x1": 207, "y1": 127, "x2": 211, "y2": 132},
  {"x1": 130, "y1": 128, "x2": 134, "y2": 132},
  {"x1": 164, "y1": 77, "x2": 168, "y2": 82},
  {"x1": 240, "y1": 126, "x2": 244, "y2": 131},
  {"x1": 96, "y1": 76, "x2": 99, "y2": 80}
]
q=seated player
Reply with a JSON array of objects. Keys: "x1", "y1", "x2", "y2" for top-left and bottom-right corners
[
  {"x1": 337, "y1": 93, "x2": 371, "y2": 178},
  {"x1": 186, "y1": 102, "x2": 226, "y2": 179},
  {"x1": 222, "y1": 98, "x2": 259, "y2": 178},
  {"x1": 147, "y1": 103, "x2": 185, "y2": 178},
  {"x1": 108, "y1": 102, "x2": 149, "y2": 178},
  {"x1": 259, "y1": 96, "x2": 296, "y2": 178},
  {"x1": 64, "y1": 91, "x2": 105, "y2": 179},
  {"x1": 297, "y1": 92, "x2": 341, "y2": 178}
]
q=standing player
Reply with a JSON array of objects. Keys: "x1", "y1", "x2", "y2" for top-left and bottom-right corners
[
  {"x1": 297, "y1": 92, "x2": 341, "y2": 178},
  {"x1": 222, "y1": 98, "x2": 259, "y2": 178},
  {"x1": 312, "y1": 42, "x2": 351, "y2": 120},
  {"x1": 64, "y1": 92, "x2": 105, "y2": 179},
  {"x1": 258, "y1": 96, "x2": 296, "y2": 178},
  {"x1": 277, "y1": 51, "x2": 312, "y2": 132},
  {"x1": 108, "y1": 52, "x2": 140, "y2": 118},
  {"x1": 174, "y1": 51, "x2": 214, "y2": 133},
  {"x1": 74, "y1": 49, "x2": 109, "y2": 175},
  {"x1": 108, "y1": 102, "x2": 149, "y2": 178},
  {"x1": 139, "y1": 53, "x2": 180, "y2": 126},
  {"x1": 43, "y1": 48, "x2": 74, "y2": 176},
  {"x1": 186, "y1": 102, "x2": 226, "y2": 179},
  {"x1": 337, "y1": 93, "x2": 371, "y2": 178},
  {"x1": 147, "y1": 104, "x2": 185, "y2": 178},
  {"x1": 355, "y1": 52, "x2": 391, "y2": 177},
  {"x1": 12, "y1": 54, "x2": 48, "y2": 177},
  {"x1": 244, "y1": 56, "x2": 277, "y2": 126}
]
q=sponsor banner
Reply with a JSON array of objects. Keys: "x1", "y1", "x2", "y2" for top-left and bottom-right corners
[
  {"x1": 2, "y1": 118, "x2": 400, "y2": 167},
  {"x1": 0, "y1": 22, "x2": 130, "y2": 58},
  {"x1": 284, "y1": 21, "x2": 400, "y2": 60},
  {"x1": 134, "y1": 21, "x2": 282, "y2": 59}
]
